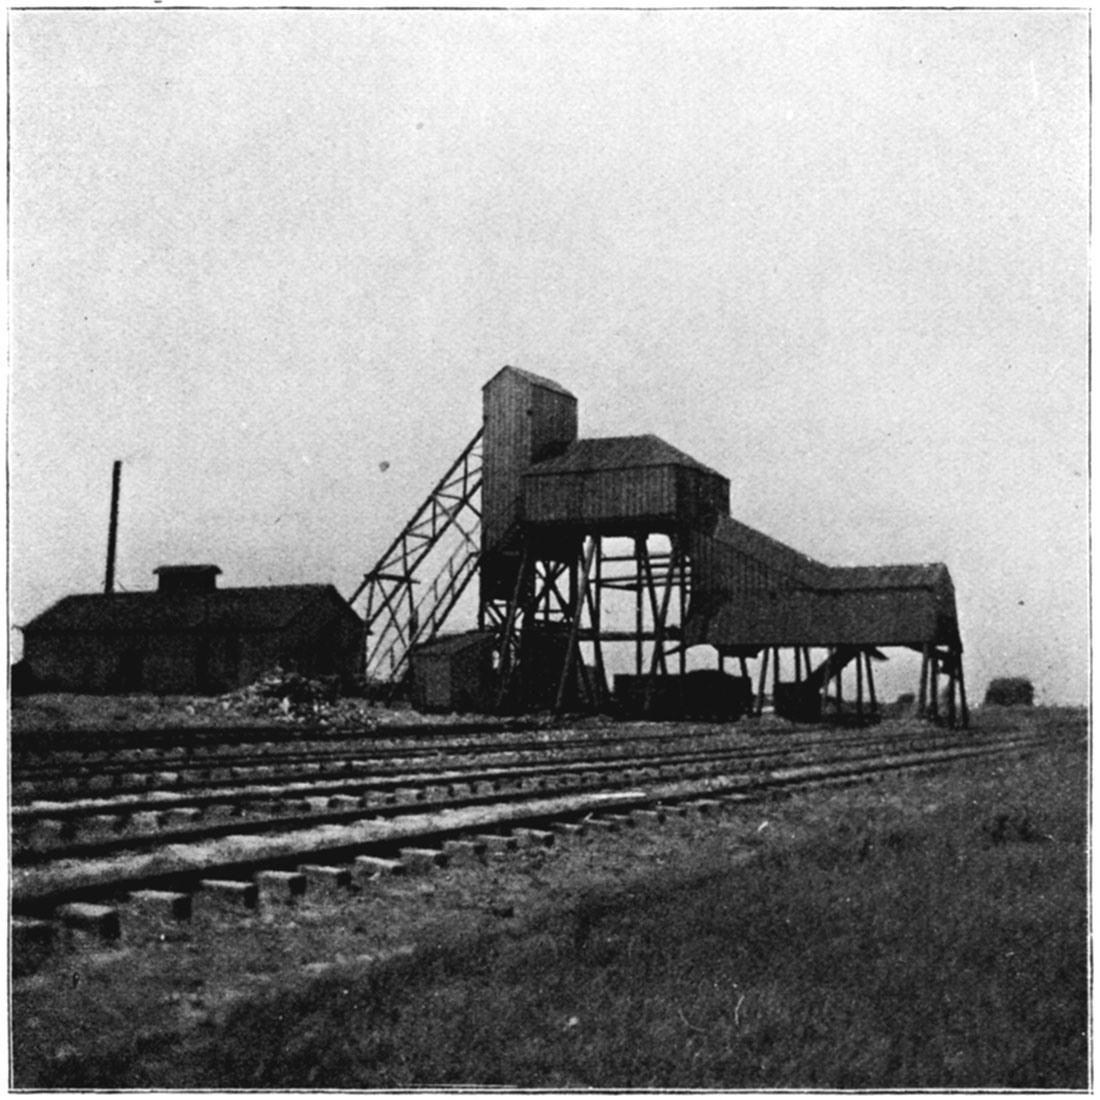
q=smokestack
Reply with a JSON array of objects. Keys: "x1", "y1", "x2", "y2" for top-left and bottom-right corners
[{"x1": 104, "y1": 460, "x2": 121, "y2": 594}]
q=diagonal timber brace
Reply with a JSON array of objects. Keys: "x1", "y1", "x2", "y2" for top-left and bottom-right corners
[{"x1": 351, "y1": 430, "x2": 483, "y2": 685}]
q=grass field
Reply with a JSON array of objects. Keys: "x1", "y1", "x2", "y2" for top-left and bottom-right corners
[{"x1": 12, "y1": 716, "x2": 1089, "y2": 1090}]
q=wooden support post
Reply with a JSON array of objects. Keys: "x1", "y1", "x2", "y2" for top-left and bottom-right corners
[
  {"x1": 856, "y1": 648, "x2": 864, "y2": 722},
  {"x1": 947, "y1": 650, "x2": 958, "y2": 728},
  {"x1": 756, "y1": 648, "x2": 770, "y2": 717},
  {"x1": 495, "y1": 545, "x2": 531, "y2": 709},
  {"x1": 929, "y1": 651, "x2": 940, "y2": 722},
  {"x1": 555, "y1": 538, "x2": 598, "y2": 713},
  {"x1": 677, "y1": 538, "x2": 687, "y2": 679},
  {"x1": 820, "y1": 647, "x2": 833, "y2": 716},
  {"x1": 957, "y1": 648, "x2": 970, "y2": 729},
  {"x1": 794, "y1": 646, "x2": 802, "y2": 684},
  {"x1": 634, "y1": 538, "x2": 644, "y2": 676},
  {"x1": 918, "y1": 644, "x2": 930, "y2": 717},
  {"x1": 865, "y1": 650, "x2": 878, "y2": 715},
  {"x1": 645, "y1": 542, "x2": 678, "y2": 681},
  {"x1": 740, "y1": 656, "x2": 750, "y2": 681},
  {"x1": 586, "y1": 538, "x2": 607, "y2": 707},
  {"x1": 638, "y1": 542, "x2": 669, "y2": 677}
]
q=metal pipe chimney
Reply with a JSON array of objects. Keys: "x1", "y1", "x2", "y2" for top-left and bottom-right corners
[{"x1": 104, "y1": 460, "x2": 121, "y2": 594}]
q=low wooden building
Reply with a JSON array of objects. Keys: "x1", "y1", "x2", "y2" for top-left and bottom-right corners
[
  {"x1": 409, "y1": 631, "x2": 496, "y2": 713},
  {"x1": 20, "y1": 564, "x2": 363, "y2": 695}
]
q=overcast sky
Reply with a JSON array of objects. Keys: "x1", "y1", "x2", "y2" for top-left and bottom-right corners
[{"x1": 8, "y1": 8, "x2": 1089, "y2": 703}]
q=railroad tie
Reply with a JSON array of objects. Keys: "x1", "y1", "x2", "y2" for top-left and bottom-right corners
[
  {"x1": 202, "y1": 802, "x2": 240, "y2": 821},
  {"x1": 128, "y1": 889, "x2": 193, "y2": 922},
  {"x1": 512, "y1": 827, "x2": 556, "y2": 848},
  {"x1": 689, "y1": 799, "x2": 726, "y2": 816},
  {"x1": 12, "y1": 917, "x2": 57, "y2": 973},
  {"x1": 550, "y1": 821, "x2": 587, "y2": 838},
  {"x1": 297, "y1": 864, "x2": 353, "y2": 896},
  {"x1": 256, "y1": 870, "x2": 308, "y2": 905},
  {"x1": 353, "y1": 855, "x2": 406, "y2": 884},
  {"x1": 158, "y1": 806, "x2": 204, "y2": 829},
  {"x1": 281, "y1": 798, "x2": 314, "y2": 814},
  {"x1": 198, "y1": 879, "x2": 259, "y2": 913},
  {"x1": 630, "y1": 808, "x2": 666, "y2": 827},
  {"x1": 26, "y1": 819, "x2": 67, "y2": 851},
  {"x1": 327, "y1": 794, "x2": 364, "y2": 811},
  {"x1": 57, "y1": 902, "x2": 122, "y2": 945},
  {"x1": 126, "y1": 810, "x2": 161, "y2": 834},
  {"x1": 474, "y1": 833, "x2": 518, "y2": 855},
  {"x1": 78, "y1": 813, "x2": 126, "y2": 841},
  {"x1": 398, "y1": 847, "x2": 449, "y2": 874},
  {"x1": 442, "y1": 839, "x2": 486, "y2": 867}
]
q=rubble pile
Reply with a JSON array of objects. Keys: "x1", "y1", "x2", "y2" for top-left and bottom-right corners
[{"x1": 189, "y1": 669, "x2": 377, "y2": 728}]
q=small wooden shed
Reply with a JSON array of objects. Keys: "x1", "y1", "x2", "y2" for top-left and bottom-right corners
[{"x1": 409, "y1": 631, "x2": 497, "y2": 713}]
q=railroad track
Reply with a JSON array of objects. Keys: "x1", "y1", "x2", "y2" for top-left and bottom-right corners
[
  {"x1": 11, "y1": 721, "x2": 901, "y2": 795},
  {"x1": 12, "y1": 719, "x2": 992, "y2": 804},
  {"x1": 11, "y1": 723, "x2": 1024, "y2": 860},
  {"x1": 11, "y1": 716, "x2": 1076, "y2": 964}
]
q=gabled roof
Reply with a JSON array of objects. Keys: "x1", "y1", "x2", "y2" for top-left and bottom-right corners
[
  {"x1": 483, "y1": 365, "x2": 575, "y2": 398},
  {"x1": 823, "y1": 563, "x2": 953, "y2": 591},
  {"x1": 23, "y1": 584, "x2": 361, "y2": 634},
  {"x1": 527, "y1": 434, "x2": 724, "y2": 478},
  {"x1": 702, "y1": 515, "x2": 833, "y2": 589}
]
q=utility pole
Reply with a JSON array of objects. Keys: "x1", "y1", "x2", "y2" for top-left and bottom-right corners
[{"x1": 104, "y1": 460, "x2": 121, "y2": 594}]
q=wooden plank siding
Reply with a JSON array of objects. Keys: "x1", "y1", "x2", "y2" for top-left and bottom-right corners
[
  {"x1": 522, "y1": 446, "x2": 729, "y2": 534},
  {"x1": 481, "y1": 366, "x2": 577, "y2": 556}
]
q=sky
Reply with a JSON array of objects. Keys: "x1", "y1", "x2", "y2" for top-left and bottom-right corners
[{"x1": 8, "y1": 8, "x2": 1089, "y2": 704}]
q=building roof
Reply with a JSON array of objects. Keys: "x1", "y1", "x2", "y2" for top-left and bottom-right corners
[
  {"x1": 686, "y1": 514, "x2": 960, "y2": 649},
  {"x1": 685, "y1": 565, "x2": 959, "y2": 649},
  {"x1": 824, "y1": 563, "x2": 952, "y2": 591},
  {"x1": 527, "y1": 434, "x2": 724, "y2": 478},
  {"x1": 23, "y1": 584, "x2": 361, "y2": 634},
  {"x1": 700, "y1": 515, "x2": 833, "y2": 589},
  {"x1": 483, "y1": 365, "x2": 575, "y2": 398}
]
